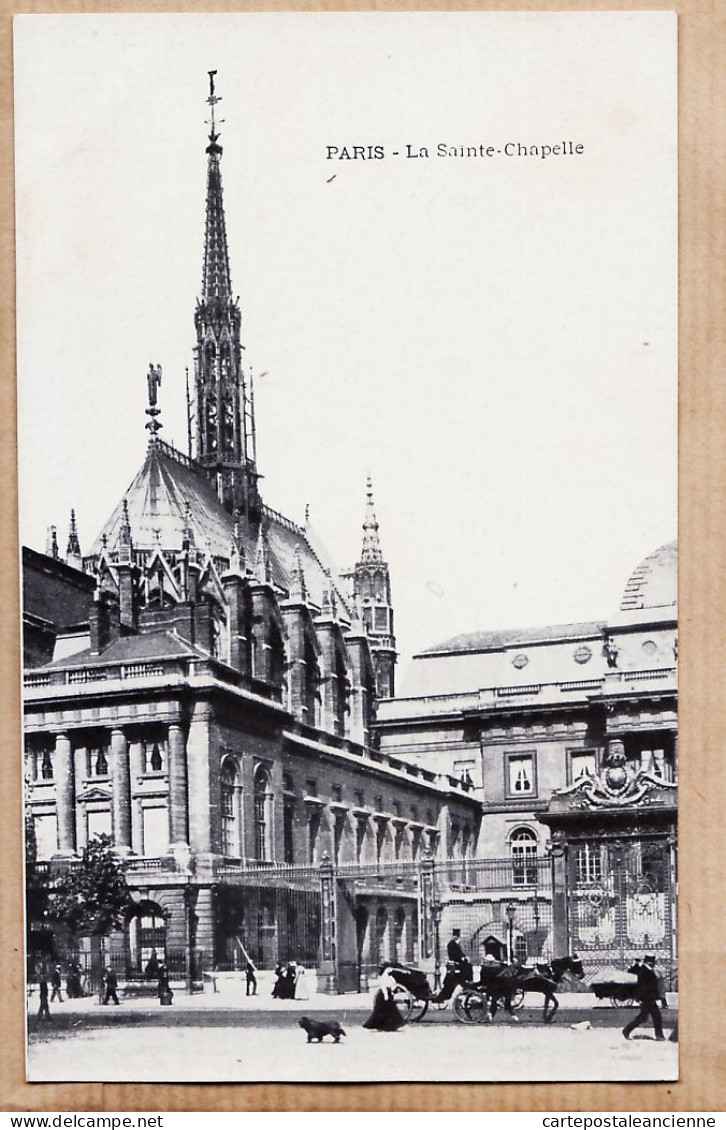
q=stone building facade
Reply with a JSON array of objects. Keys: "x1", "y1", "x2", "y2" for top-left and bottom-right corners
[
  {"x1": 22, "y1": 74, "x2": 676, "y2": 989},
  {"x1": 22, "y1": 77, "x2": 479, "y2": 990},
  {"x1": 377, "y1": 542, "x2": 678, "y2": 978}
]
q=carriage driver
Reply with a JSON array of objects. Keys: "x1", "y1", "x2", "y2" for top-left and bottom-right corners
[{"x1": 446, "y1": 929, "x2": 474, "y2": 982}]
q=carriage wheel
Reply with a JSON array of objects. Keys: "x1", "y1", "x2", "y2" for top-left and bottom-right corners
[
  {"x1": 391, "y1": 985, "x2": 413, "y2": 1023},
  {"x1": 409, "y1": 999, "x2": 429, "y2": 1023},
  {"x1": 454, "y1": 989, "x2": 488, "y2": 1024}
]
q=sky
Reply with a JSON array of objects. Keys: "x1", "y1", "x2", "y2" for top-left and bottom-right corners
[{"x1": 14, "y1": 12, "x2": 677, "y2": 676}]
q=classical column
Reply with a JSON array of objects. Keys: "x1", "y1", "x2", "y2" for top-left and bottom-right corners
[
  {"x1": 549, "y1": 836, "x2": 570, "y2": 956},
  {"x1": 128, "y1": 739, "x2": 144, "y2": 854},
  {"x1": 168, "y1": 722, "x2": 189, "y2": 848},
  {"x1": 187, "y1": 702, "x2": 213, "y2": 855},
  {"x1": 54, "y1": 733, "x2": 75, "y2": 856},
  {"x1": 110, "y1": 729, "x2": 131, "y2": 853}
]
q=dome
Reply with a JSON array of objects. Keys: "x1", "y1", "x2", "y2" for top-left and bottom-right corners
[{"x1": 619, "y1": 541, "x2": 677, "y2": 612}]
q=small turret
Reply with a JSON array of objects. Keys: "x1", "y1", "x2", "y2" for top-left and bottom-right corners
[
  {"x1": 289, "y1": 543, "x2": 308, "y2": 603},
  {"x1": 45, "y1": 525, "x2": 59, "y2": 561},
  {"x1": 350, "y1": 477, "x2": 396, "y2": 698}
]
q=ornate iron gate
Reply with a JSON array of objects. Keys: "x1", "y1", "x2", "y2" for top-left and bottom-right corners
[{"x1": 566, "y1": 834, "x2": 676, "y2": 985}]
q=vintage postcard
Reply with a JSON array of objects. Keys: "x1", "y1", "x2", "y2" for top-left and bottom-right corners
[{"x1": 15, "y1": 11, "x2": 677, "y2": 1084}]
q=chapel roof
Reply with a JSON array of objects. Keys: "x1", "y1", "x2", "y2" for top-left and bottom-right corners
[{"x1": 87, "y1": 440, "x2": 351, "y2": 615}]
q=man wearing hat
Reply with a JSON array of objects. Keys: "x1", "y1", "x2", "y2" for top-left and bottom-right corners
[
  {"x1": 622, "y1": 955, "x2": 665, "y2": 1041},
  {"x1": 446, "y1": 929, "x2": 473, "y2": 982}
]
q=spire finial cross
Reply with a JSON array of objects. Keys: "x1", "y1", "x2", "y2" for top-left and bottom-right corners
[{"x1": 206, "y1": 70, "x2": 224, "y2": 143}]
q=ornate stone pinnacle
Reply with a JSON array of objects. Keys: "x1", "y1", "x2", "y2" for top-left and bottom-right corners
[{"x1": 145, "y1": 363, "x2": 163, "y2": 437}]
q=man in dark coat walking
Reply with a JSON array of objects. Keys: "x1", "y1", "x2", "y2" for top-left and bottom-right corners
[
  {"x1": 37, "y1": 979, "x2": 50, "y2": 1020},
  {"x1": 50, "y1": 965, "x2": 64, "y2": 1003},
  {"x1": 622, "y1": 956, "x2": 665, "y2": 1041},
  {"x1": 103, "y1": 967, "x2": 120, "y2": 1006}
]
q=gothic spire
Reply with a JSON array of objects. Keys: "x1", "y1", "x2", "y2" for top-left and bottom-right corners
[
  {"x1": 202, "y1": 70, "x2": 232, "y2": 302},
  {"x1": 66, "y1": 509, "x2": 82, "y2": 568},
  {"x1": 118, "y1": 499, "x2": 133, "y2": 564},
  {"x1": 193, "y1": 72, "x2": 260, "y2": 521},
  {"x1": 360, "y1": 476, "x2": 383, "y2": 564}
]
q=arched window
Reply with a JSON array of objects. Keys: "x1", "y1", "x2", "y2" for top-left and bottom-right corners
[
  {"x1": 220, "y1": 758, "x2": 241, "y2": 858},
  {"x1": 127, "y1": 900, "x2": 168, "y2": 976},
  {"x1": 510, "y1": 826, "x2": 538, "y2": 887},
  {"x1": 253, "y1": 765, "x2": 273, "y2": 862}
]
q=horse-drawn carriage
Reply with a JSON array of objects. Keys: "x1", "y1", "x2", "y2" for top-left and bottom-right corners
[{"x1": 386, "y1": 954, "x2": 584, "y2": 1024}]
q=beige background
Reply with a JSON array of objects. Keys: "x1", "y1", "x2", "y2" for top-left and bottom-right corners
[{"x1": 0, "y1": 0, "x2": 723, "y2": 1113}]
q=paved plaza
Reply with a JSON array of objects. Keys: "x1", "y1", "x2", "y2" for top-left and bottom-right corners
[{"x1": 27, "y1": 990, "x2": 678, "y2": 1084}]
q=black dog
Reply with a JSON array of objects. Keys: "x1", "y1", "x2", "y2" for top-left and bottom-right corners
[{"x1": 298, "y1": 1016, "x2": 346, "y2": 1043}]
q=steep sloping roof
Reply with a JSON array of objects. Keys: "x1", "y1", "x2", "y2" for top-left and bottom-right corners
[
  {"x1": 87, "y1": 441, "x2": 350, "y2": 615},
  {"x1": 43, "y1": 630, "x2": 207, "y2": 669}
]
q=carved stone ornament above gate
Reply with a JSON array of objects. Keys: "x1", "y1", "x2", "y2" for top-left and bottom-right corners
[{"x1": 552, "y1": 740, "x2": 677, "y2": 810}]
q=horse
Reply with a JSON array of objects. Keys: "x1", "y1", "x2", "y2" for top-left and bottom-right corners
[{"x1": 482, "y1": 954, "x2": 585, "y2": 1023}]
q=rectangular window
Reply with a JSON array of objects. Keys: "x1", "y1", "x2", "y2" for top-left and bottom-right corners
[
  {"x1": 641, "y1": 748, "x2": 673, "y2": 781},
  {"x1": 569, "y1": 750, "x2": 597, "y2": 785},
  {"x1": 576, "y1": 841, "x2": 603, "y2": 884},
  {"x1": 283, "y1": 803, "x2": 294, "y2": 864},
  {"x1": 506, "y1": 753, "x2": 536, "y2": 797},
  {"x1": 143, "y1": 740, "x2": 166, "y2": 774},
  {"x1": 87, "y1": 747, "x2": 109, "y2": 778},
  {"x1": 87, "y1": 808, "x2": 112, "y2": 842},
  {"x1": 374, "y1": 607, "x2": 389, "y2": 632},
  {"x1": 308, "y1": 816, "x2": 319, "y2": 865},
  {"x1": 142, "y1": 806, "x2": 169, "y2": 856},
  {"x1": 254, "y1": 796, "x2": 267, "y2": 861},
  {"x1": 33, "y1": 813, "x2": 58, "y2": 860},
  {"x1": 38, "y1": 748, "x2": 54, "y2": 780},
  {"x1": 305, "y1": 778, "x2": 317, "y2": 797},
  {"x1": 332, "y1": 784, "x2": 342, "y2": 803},
  {"x1": 453, "y1": 758, "x2": 475, "y2": 786}
]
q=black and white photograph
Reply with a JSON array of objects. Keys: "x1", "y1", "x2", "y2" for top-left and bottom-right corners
[{"x1": 16, "y1": 12, "x2": 678, "y2": 1084}]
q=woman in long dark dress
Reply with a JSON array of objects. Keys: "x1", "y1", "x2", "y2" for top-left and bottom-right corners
[
  {"x1": 271, "y1": 963, "x2": 285, "y2": 998},
  {"x1": 363, "y1": 964, "x2": 405, "y2": 1031}
]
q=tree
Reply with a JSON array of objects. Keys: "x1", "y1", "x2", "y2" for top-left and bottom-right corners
[
  {"x1": 45, "y1": 835, "x2": 134, "y2": 999},
  {"x1": 51, "y1": 835, "x2": 133, "y2": 936}
]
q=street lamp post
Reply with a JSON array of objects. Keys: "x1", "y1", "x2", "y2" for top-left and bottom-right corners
[
  {"x1": 432, "y1": 900, "x2": 443, "y2": 991},
  {"x1": 505, "y1": 901, "x2": 516, "y2": 965}
]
